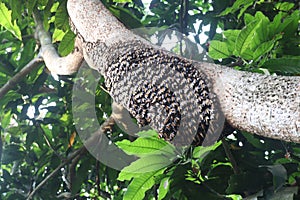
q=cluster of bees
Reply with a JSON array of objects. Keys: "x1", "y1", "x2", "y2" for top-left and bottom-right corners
[{"x1": 104, "y1": 41, "x2": 213, "y2": 146}]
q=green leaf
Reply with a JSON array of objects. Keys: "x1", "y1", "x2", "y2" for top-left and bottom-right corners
[
  {"x1": 0, "y1": 91, "x2": 21, "y2": 109},
  {"x1": 109, "y1": 5, "x2": 143, "y2": 29},
  {"x1": 235, "y1": 19, "x2": 262, "y2": 59},
  {"x1": 252, "y1": 12, "x2": 270, "y2": 43},
  {"x1": 193, "y1": 141, "x2": 221, "y2": 161},
  {"x1": 9, "y1": 0, "x2": 23, "y2": 21},
  {"x1": 19, "y1": 39, "x2": 36, "y2": 68},
  {"x1": 241, "y1": 131, "x2": 266, "y2": 149},
  {"x1": 221, "y1": 30, "x2": 239, "y2": 53},
  {"x1": 262, "y1": 58, "x2": 300, "y2": 74},
  {"x1": 208, "y1": 41, "x2": 231, "y2": 59},
  {"x1": 38, "y1": 0, "x2": 48, "y2": 7},
  {"x1": 123, "y1": 169, "x2": 164, "y2": 200},
  {"x1": 243, "y1": 13, "x2": 255, "y2": 25},
  {"x1": 219, "y1": 0, "x2": 255, "y2": 17},
  {"x1": 58, "y1": 30, "x2": 76, "y2": 56},
  {"x1": 52, "y1": 28, "x2": 65, "y2": 42},
  {"x1": 118, "y1": 154, "x2": 171, "y2": 176},
  {"x1": 26, "y1": 0, "x2": 37, "y2": 16},
  {"x1": 136, "y1": 130, "x2": 158, "y2": 137},
  {"x1": 237, "y1": 1, "x2": 254, "y2": 19},
  {"x1": 269, "y1": 11, "x2": 299, "y2": 37},
  {"x1": 275, "y1": 2, "x2": 295, "y2": 12},
  {"x1": 1, "y1": 110, "x2": 11, "y2": 128},
  {"x1": 266, "y1": 187, "x2": 297, "y2": 200},
  {"x1": 0, "y1": 73, "x2": 9, "y2": 85},
  {"x1": 158, "y1": 177, "x2": 170, "y2": 200},
  {"x1": 0, "y1": 3, "x2": 22, "y2": 40},
  {"x1": 42, "y1": 0, "x2": 53, "y2": 31},
  {"x1": 252, "y1": 40, "x2": 275, "y2": 62},
  {"x1": 55, "y1": 1, "x2": 69, "y2": 31},
  {"x1": 260, "y1": 164, "x2": 287, "y2": 192},
  {"x1": 116, "y1": 132, "x2": 176, "y2": 157},
  {"x1": 223, "y1": 30, "x2": 240, "y2": 42}
]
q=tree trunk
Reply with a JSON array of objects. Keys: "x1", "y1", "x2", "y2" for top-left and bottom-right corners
[{"x1": 66, "y1": 0, "x2": 299, "y2": 145}]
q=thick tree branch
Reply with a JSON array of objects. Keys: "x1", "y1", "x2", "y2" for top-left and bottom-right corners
[
  {"x1": 0, "y1": 57, "x2": 43, "y2": 99},
  {"x1": 196, "y1": 62, "x2": 299, "y2": 142},
  {"x1": 33, "y1": 8, "x2": 83, "y2": 75},
  {"x1": 66, "y1": 0, "x2": 299, "y2": 144}
]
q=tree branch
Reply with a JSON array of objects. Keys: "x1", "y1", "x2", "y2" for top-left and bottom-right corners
[
  {"x1": 67, "y1": 0, "x2": 300, "y2": 144},
  {"x1": 68, "y1": 149, "x2": 85, "y2": 192},
  {"x1": 32, "y1": 8, "x2": 83, "y2": 75},
  {"x1": 0, "y1": 57, "x2": 43, "y2": 99}
]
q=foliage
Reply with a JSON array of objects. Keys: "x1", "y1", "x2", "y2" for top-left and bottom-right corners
[
  {"x1": 0, "y1": 0, "x2": 299, "y2": 200},
  {"x1": 208, "y1": 1, "x2": 300, "y2": 74}
]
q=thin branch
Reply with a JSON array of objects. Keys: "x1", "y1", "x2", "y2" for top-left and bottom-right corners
[
  {"x1": 37, "y1": 123, "x2": 62, "y2": 159},
  {"x1": 0, "y1": 133, "x2": 2, "y2": 165},
  {"x1": 0, "y1": 56, "x2": 43, "y2": 99},
  {"x1": 95, "y1": 161, "x2": 111, "y2": 199},
  {"x1": 221, "y1": 138, "x2": 240, "y2": 174},
  {"x1": 38, "y1": 85, "x2": 57, "y2": 94},
  {"x1": 95, "y1": 161, "x2": 101, "y2": 194},
  {"x1": 68, "y1": 149, "x2": 85, "y2": 191}
]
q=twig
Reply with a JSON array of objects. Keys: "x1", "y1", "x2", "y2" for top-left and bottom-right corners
[
  {"x1": 36, "y1": 123, "x2": 62, "y2": 159},
  {"x1": 0, "y1": 133, "x2": 2, "y2": 165},
  {"x1": 95, "y1": 161, "x2": 101, "y2": 194},
  {"x1": 221, "y1": 138, "x2": 240, "y2": 174},
  {"x1": 68, "y1": 149, "x2": 85, "y2": 191},
  {"x1": 95, "y1": 161, "x2": 111, "y2": 199},
  {"x1": 0, "y1": 56, "x2": 43, "y2": 99}
]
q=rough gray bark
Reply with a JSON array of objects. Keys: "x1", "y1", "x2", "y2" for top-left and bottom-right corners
[{"x1": 66, "y1": 0, "x2": 299, "y2": 144}]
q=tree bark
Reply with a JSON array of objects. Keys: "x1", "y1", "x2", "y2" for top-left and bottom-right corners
[{"x1": 66, "y1": 0, "x2": 299, "y2": 144}]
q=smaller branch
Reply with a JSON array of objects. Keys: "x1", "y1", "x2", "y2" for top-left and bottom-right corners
[
  {"x1": 37, "y1": 123, "x2": 62, "y2": 159},
  {"x1": 68, "y1": 149, "x2": 85, "y2": 191},
  {"x1": 33, "y1": 8, "x2": 83, "y2": 75},
  {"x1": 38, "y1": 85, "x2": 57, "y2": 94},
  {"x1": 0, "y1": 57, "x2": 43, "y2": 99},
  {"x1": 95, "y1": 161, "x2": 111, "y2": 199},
  {"x1": 95, "y1": 161, "x2": 100, "y2": 191},
  {"x1": 0, "y1": 133, "x2": 2, "y2": 165},
  {"x1": 221, "y1": 138, "x2": 240, "y2": 174}
]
